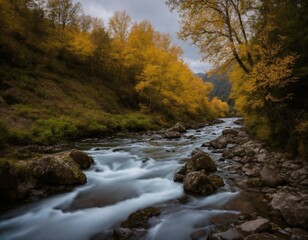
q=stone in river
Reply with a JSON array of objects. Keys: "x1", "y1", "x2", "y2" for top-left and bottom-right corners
[
  {"x1": 121, "y1": 207, "x2": 160, "y2": 229},
  {"x1": 69, "y1": 150, "x2": 94, "y2": 169},
  {"x1": 183, "y1": 172, "x2": 216, "y2": 195}
]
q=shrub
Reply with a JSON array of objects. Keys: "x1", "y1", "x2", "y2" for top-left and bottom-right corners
[
  {"x1": 30, "y1": 118, "x2": 77, "y2": 144},
  {"x1": 122, "y1": 114, "x2": 154, "y2": 131}
]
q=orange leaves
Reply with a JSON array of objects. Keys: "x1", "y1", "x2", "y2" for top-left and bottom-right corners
[{"x1": 68, "y1": 31, "x2": 96, "y2": 58}]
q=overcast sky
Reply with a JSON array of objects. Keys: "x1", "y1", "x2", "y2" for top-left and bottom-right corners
[{"x1": 74, "y1": 0, "x2": 211, "y2": 73}]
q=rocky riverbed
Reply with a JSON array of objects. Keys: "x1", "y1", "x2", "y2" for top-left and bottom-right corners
[{"x1": 0, "y1": 118, "x2": 307, "y2": 240}]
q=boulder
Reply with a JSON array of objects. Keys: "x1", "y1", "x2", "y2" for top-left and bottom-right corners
[
  {"x1": 208, "y1": 175, "x2": 225, "y2": 188},
  {"x1": 173, "y1": 173, "x2": 185, "y2": 182},
  {"x1": 186, "y1": 152, "x2": 217, "y2": 173},
  {"x1": 166, "y1": 122, "x2": 186, "y2": 133},
  {"x1": 210, "y1": 138, "x2": 228, "y2": 149},
  {"x1": 69, "y1": 150, "x2": 93, "y2": 169},
  {"x1": 163, "y1": 131, "x2": 181, "y2": 139},
  {"x1": 222, "y1": 129, "x2": 239, "y2": 136},
  {"x1": 183, "y1": 172, "x2": 216, "y2": 195},
  {"x1": 33, "y1": 154, "x2": 87, "y2": 185},
  {"x1": 191, "y1": 148, "x2": 205, "y2": 156},
  {"x1": 121, "y1": 207, "x2": 160, "y2": 229},
  {"x1": 113, "y1": 228, "x2": 133, "y2": 239},
  {"x1": 270, "y1": 190, "x2": 308, "y2": 229},
  {"x1": 260, "y1": 165, "x2": 285, "y2": 187},
  {"x1": 239, "y1": 218, "x2": 271, "y2": 234}
]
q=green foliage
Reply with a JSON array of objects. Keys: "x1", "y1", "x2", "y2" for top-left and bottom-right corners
[
  {"x1": 121, "y1": 114, "x2": 155, "y2": 131},
  {"x1": 30, "y1": 119, "x2": 77, "y2": 144}
]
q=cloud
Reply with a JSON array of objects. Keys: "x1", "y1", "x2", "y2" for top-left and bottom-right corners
[
  {"x1": 184, "y1": 58, "x2": 212, "y2": 73},
  {"x1": 74, "y1": 0, "x2": 211, "y2": 73}
]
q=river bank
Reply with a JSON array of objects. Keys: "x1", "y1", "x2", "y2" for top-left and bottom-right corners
[{"x1": 0, "y1": 118, "x2": 307, "y2": 240}]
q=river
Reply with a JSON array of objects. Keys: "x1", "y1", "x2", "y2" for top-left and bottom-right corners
[{"x1": 0, "y1": 118, "x2": 242, "y2": 240}]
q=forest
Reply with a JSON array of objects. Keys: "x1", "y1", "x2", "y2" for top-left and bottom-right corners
[
  {"x1": 0, "y1": 1, "x2": 308, "y2": 239},
  {"x1": 0, "y1": 0, "x2": 228, "y2": 147},
  {"x1": 0, "y1": 0, "x2": 305, "y2": 159},
  {"x1": 168, "y1": 0, "x2": 308, "y2": 158}
]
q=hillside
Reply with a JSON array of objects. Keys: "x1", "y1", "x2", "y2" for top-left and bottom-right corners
[
  {"x1": 196, "y1": 73, "x2": 232, "y2": 105},
  {"x1": 0, "y1": 0, "x2": 229, "y2": 148}
]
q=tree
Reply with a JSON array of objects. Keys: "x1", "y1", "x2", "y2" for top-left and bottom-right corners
[
  {"x1": 108, "y1": 11, "x2": 132, "y2": 42},
  {"x1": 47, "y1": 0, "x2": 82, "y2": 34},
  {"x1": 167, "y1": 0, "x2": 256, "y2": 73}
]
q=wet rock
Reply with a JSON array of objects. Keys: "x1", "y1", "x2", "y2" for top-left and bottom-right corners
[
  {"x1": 208, "y1": 175, "x2": 225, "y2": 188},
  {"x1": 113, "y1": 228, "x2": 133, "y2": 239},
  {"x1": 260, "y1": 165, "x2": 285, "y2": 187},
  {"x1": 211, "y1": 228, "x2": 244, "y2": 240},
  {"x1": 178, "y1": 195, "x2": 190, "y2": 204},
  {"x1": 270, "y1": 190, "x2": 308, "y2": 229},
  {"x1": 166, "y1": 122, "x2": 186, "y2": 133},
  {"x1": 201, "y1": 142, "x2": 211, "y2": 147},
  {"x1": 186, "y1": 152, "x2": 217, "y2": 173},
  {"x1": 121, "y1": 207, "x2": 160, "y2": 229},
  {"x1": 239, "y1": 218, "x2": 271, "y2": 234},
  {"x1": 210, "y1": 137, "x2": 228, "y2": 149},
  {"x1": 210, "y1": 119, "x2": 225, "y2": 125},
  {"x1": 162, "y1": 131, "x2": 181, "y2": 139},
  {"x1": 234, "y1": 119, "x2": 243, "y2": 125},
  {"x1": 222, "y1": 129, "x2": 239, "y2": 136},
  {"x1": 244, "y1": 233, "x2": 280, "y2": 240},
  {"x1": 191, "y1": 148, "x2": 205, "y2": 156},
  {"x1": 33, "y1": 154, "x2": 87, "y2": 185},
  {"x1": 174, "y1": 173, "x2": 185, "y2": 182},
  {"x1": 69, "y1": 150, "x2": 93, "y2": 169},
  {"x1": 183, "y1": 172, "x2": 216, "y2": 195}
]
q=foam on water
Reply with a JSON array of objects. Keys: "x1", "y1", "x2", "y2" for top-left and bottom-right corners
[{"x1": 0, "y1": 118, "x2": 240, "y2": 240}]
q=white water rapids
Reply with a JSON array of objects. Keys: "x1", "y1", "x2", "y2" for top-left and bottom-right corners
[{"x1": 0, "y1": 118, "x2": 241, "y2": 240}]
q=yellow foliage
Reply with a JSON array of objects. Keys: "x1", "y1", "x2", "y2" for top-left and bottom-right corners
[{"x1": 68, "y1": 31, "x2": 96, "y2": 57}]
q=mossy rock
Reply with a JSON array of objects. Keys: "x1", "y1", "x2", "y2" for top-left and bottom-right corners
[
  {"x1": 208, "y1": 175, "x2": 225, "y2": 188},
  {"x1": 186, "y1": 152, "x2": 217, "y2": 173},
  {"x1": 183, "y1": 172, "x2": 216, "y2": 196},
  {"x1": 121, "y1": 207, "x2": 161, "y2": 229},
  {"x1": 33, "y1": 153, "x2": 86, "y2": 185},
  {"x1": 69, "y1": 150, "x2": 93, "y2": 169}
]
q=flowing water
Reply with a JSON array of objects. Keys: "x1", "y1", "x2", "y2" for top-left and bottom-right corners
[{"x1": 0, "y1": 118, "x2": 242, "y2": 240}]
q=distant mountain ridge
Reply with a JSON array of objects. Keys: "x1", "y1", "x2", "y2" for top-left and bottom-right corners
[{"x1": 196, "y1": 73, "x2": 232, "y2": 104}]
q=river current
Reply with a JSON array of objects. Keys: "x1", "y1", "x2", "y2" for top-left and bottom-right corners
[{"x1": 0, "y1": 118, "x2": 241, "y2": 240}]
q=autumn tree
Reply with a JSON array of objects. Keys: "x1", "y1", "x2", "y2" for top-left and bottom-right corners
[
  {"x1": 167, "y1": 0, "x2": 255, "y2": 73},
  {"x1": 108, "y1": 11, "x2": 132, "y2": 42},
  {"x1": 47, "y1": 0, "x2": 82, "y2": 34}
]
